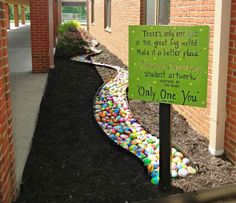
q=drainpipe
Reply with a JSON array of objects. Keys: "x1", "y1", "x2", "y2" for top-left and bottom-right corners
[{"x1": 209, "y1": 0, "x2": 231, "y2": 155}]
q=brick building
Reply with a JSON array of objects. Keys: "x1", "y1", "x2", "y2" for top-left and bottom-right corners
[
  {"x1": 0, "y1": 0, "x2": 62, "y2": 202},
  {"x1": 87, "y1": 0, "x2": 236, "y2": 164}
]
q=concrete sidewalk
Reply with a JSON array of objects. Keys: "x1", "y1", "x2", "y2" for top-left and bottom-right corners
[
  {"x1": 8, "y1": 24, "x2": 48, "y2": 191},
  {"x1": 8, "y1": 24, "x2": 32, "y2": 72}
]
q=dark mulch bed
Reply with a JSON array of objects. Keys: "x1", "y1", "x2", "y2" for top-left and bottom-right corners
[
  {"x1": 16, "y1": 59, "x2": 181, "y2": 203},
  {"x1": 74, "y1": 43, "x2": 236, "y2": 192}
]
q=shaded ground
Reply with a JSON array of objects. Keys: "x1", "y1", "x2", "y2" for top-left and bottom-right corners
[
  {"x1": 16, "y1": 60, "x2": 180, "y2": 203},
  {"x1": 16, "y1": 39, "x2": 236, "y2": 202},
  {"x1": 80, "y1": 44, "x2": 236, "y2": 192}
]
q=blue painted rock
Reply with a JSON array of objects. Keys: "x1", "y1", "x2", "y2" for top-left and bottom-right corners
[
  {"x1": 151, "y1": 170, "x2": 159, "y2": 178},
  {"x1": 153, "y1": 161, "x2": 159, "y2": 169},
  {"x1": 109, "y1": 134, "x2": 117, "y2": 141}
]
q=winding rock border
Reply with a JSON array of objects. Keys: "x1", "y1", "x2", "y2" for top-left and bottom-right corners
[{"x1": 74, "y1": 56, "x2": 197, "y2": 186}]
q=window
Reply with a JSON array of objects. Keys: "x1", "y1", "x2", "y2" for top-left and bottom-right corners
[
  {"x1": 104, "y1": 0, "x2": 111, "y2": 30},
  {"x1": 158, "y1": 0, "x2": 170, "y2": 25},
  {"x1": 144, "y1": 0, "x2": 170, "y2": 25},
  {"x1": 91, "y1": 0, "x2": 95, "y2": 24},
  {"x1": 146, "y1": 0, "x2": 158, "y2": 25}
]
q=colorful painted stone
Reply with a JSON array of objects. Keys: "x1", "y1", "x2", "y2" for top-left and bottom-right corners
[
  {"x1": 143, "y1": 158, "x2": 151, "y2": 166},
  {"x1": 89, "y1": 60, "x2": 198, "y2": 186},
  {"x1": 151, "y1": 177, "x2": 159, "y2": 185},
  {"x1": 178, "y1": 168, "x2": 189, "y2": 178},
  {"x1": 175, "y1": 152, "x2": 184, "y2": 159},
  {"x1": 171, "y1": 170, "x2": 178, "y2": 178},
  {"x1": 151, "y1": 170, "x2": 159, "y2": 178},
  {"x1": 187, "y1": 166, "x2": 197, "y2": 174},
  {"x1": 182, "y1": 158, "x2": 190, "y2": 165},
  {"x1": 147, "y1": 164, "x2": 154, "y2": 173}
]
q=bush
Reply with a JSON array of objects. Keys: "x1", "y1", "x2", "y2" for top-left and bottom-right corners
[
  {"x1": 58, "y1": 20, "x2": 81, "y2": 35},
  {"x1": 56, "y1": 29, "x2": 89, "y2": 58}
]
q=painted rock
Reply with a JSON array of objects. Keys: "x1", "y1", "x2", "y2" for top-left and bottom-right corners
[
  {"x1": 144, "y1": 147, "x2": 154, "y2": 156},
  {"x1": 178, "y1": 168, "x2": 189, "y2": 178},
  {"x1": 175, "y1": 152, "x2": 184, "y2": 159},
  {"x1": 129, "y1": 145, "x2": 138, "y2": 152},
  {"x1": 120, "y1": 143, "x2": 129, "y2": 150},
  {"x1": 181, "y1": 163, "x2": 187, "y2": 169},
  {"x1": 172, "y1": 148, "x2": 177, "y2": 156},
  {"x1": 171, "y1": 163, "x2": 177, "y2": 170},
  {"x1": 171, "y1": 170, "x2": 178, "y2": 178},
  {"x1": 153, "y1": 161, "x2": 159, "y2": 169},
  {"x1": 110, "y1": 129, "x2": 116, "y2": 134},
  {"x1": 130, "y1": 133, "x2": 138, "y2": 140},
  {"x1": 109, "y1": 134, "x2": 117, "y2": 141},
  {"x1": 177, "y1": 163, "x2": 182, "y2": 170},
  {"x1": 130, "y1": 118, "x2": 137, "y2": 124},
  {"x1": 148, "y1": 154, "x2": 157, "y2": 162},
  {"x1": 143, "y1": 158, "x2": 151, "y2": 166},
  {"x1": 151, "y1": 176, "x2": 159, "y2": 185},
  {"x1": 119, "y1": 117, "x2": 125, "y2": 123},
  {"x1": 120, "y1": 134, "x2": 128, "y2": 140},
  {"x1": 147, "y1": 164, "x2": 154, "y2": 173},
  {"x1": 187, "y1": 166, "x2": 197, "y2": 174},
  {"x1": 172, "y1": 157, "x2": 181, "y2": 163},
  {"x1": 151, "y1": 170, "x2": 159, "y2": 178},
  {"x1": 138, "y1": 153, "x2": 146, "y2": 160},
  {"x1": 182, "y1": 158, "x2": 190, "y2": 165},
  {"x1": 116, "y1": 132, "x2": 120, "y2": 137}
]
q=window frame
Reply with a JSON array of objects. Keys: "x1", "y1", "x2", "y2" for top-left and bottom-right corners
[
  {"x1": 143, "y1": 0, "x2": 170, "y2": 25},
  {"x1": 91, "y1": 0, "x2": 95, "y2": 24},
  {"x1": 104, "y1": 0, "x2": 111, "y2": 32}
]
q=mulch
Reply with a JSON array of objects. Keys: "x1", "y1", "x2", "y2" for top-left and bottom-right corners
[
  {"x1": 85, "y1": 44, "x2": 236, "y2": 192},
  {"x1": 16, "y1": 59, "x2": 180, "y2": 203},
  {"x1": 16, "y1": 36, "x2": 236, "y2": 202}
]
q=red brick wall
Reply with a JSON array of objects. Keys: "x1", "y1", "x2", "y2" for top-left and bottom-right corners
[
  {"x1": 0, "y1": 1, "x2": 16, "y2": 202},
  {"x1": 30, "y1": 0, "x2": 54, "y2": 73},
  {"x1": 89, "y1": 0, "x2": 214, "y2": 138},
  {"x1": 3, "y1": 3, "x2": 9, "y2": 29},
  {"x1": 88, "y1": 0, "x2": 142, "y2": 64},
  {"x1": 21, "y1": 5, "x2": 26, "y2": 25},
  {"x1": 13, "y1": 4, "x2": 19, "y2": 27},
  {"x1": 169, "y1": 0, "x2": 215, "y2": 138},
  {"x1": 226, "y1": 0, "x2": 236, "y2": 163},
  {"x1": 58, "y1": 0, "x2": 62, "y2": 25}
]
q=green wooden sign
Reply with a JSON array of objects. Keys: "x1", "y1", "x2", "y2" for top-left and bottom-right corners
[{"x1": 128, "y1": 25, "x2": 209, "y2": 107}]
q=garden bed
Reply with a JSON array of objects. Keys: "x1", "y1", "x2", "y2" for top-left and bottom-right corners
[
  {"x1": 74, "y1": 42, "x2": 236, "y2": 192},
  {"x1": 16, "y1": 28, "x2": 236, "y2": 203}
]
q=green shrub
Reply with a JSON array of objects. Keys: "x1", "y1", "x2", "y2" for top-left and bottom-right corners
[
  {"x1": 58, "y1": 20, "x2": 81, "y2": 35},
  {"x1": 56, "y1": 29, "x2": 89, "y2": 58}
]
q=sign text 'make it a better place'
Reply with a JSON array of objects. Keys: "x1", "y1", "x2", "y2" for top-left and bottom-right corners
[{"x1": 128, "y1": 25, "x2": 210, "y2": 107}]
